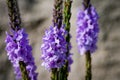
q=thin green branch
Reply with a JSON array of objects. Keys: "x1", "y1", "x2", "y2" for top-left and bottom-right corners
[
  {"x1": 83, "y1": 0, "x2": 90, "y2": 10},
  {"x1": 59, "y1": 0, "x2": 72, "y2": 80},
  {"x1": 51, "y1": 68, "x2": 59, "y2": 80},
  {"x1": 6, "y1": 0, "x2": 30, "y2": 80},
  {"x1": 85, "y1": 51, "x2": 92, "y2": 80},
  {"x1": 6, "y1": 0, "x2": 21, "y2": 31},
  {"x1": 19, "y1": 61, "x2": 30, "y2": 80},
  {"x1": 53, "y1": 0, "x2": 63, "y2": 28}
]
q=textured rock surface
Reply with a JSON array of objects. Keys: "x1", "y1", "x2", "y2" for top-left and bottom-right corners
[{"x1": 0, "y1": 0, "x2": 120, "y2": 80}]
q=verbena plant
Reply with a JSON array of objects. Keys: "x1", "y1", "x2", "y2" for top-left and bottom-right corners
[{"x1": 5, "y1": 0, "x2": 99, "y2": 80}]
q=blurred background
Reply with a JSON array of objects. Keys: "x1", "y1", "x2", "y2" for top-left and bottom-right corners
[{"x1": 0, "y1": 0, "x2": 120, "y2": 80}]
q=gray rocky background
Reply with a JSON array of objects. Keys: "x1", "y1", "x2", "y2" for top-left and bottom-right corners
[{"x1": 0, "y1": 0, "x2": 120, "y2": 80}]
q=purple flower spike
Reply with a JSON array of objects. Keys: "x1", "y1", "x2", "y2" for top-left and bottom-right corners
[
  {"x1": 5, "y1": 28, "x2": 38, "y2": 80},
  {"x1": 76, "y1": 5, "x2": 99, "y2": 55},
  {"x1": 41, "y1": 25, "x2": 71, "y2": 70}
]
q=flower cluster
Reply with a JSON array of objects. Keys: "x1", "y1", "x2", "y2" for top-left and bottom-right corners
[
  {"x1": 41, "y1": 25, "x2": 72, "y2": 70},
  {"x1": 76, "y1": 5, "x2": 99, "y2": 55},
  {"x1": 5, "y1": 28, "x2": 38, "y2": 80}
]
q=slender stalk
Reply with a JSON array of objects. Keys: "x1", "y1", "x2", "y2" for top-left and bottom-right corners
[
  {"x1": 63, "y1": 0, "x2": 72, "y2": 33},
  {"x1": 6, "y1": 0, "x2": 30, "y2": 80},
  {"x1": 51, "y1": 0, "x2": 63, "y2": 80},
  {"x1": 53, "y1": 0, "x2": 63, "y2": 29},
  {"x1": 51, "y1": 68, "x2": 58, "y2": 80},
  {"x1": 19, "y1": 61, "x2": 30, "y2": 80},
  {"x1": 59, "y1": 0, "x2": 72, "y2": 80},
  {"x1": 82, "y1": 0, "x2": 92, "y2": 80},
  {"x1": 6, "y1": 0, "x2": 21, "y2": 31},
  {"x1": 83, "y1": 0, "x2": 90, "y2": 10},
  {"x1": 85, "y1": 51, "x2": 92, "y2": 80}
]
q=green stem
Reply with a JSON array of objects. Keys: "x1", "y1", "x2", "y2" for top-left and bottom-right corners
[
  {"x1": 85, "y1": 51, "x2": 92, "y2": 80},
  {"x1": 59, "y1": 0, "x2": 72, "y2": 80},
  {"x1": 52, "y1": 0, "x2": 63, "y2": 80},
  {"x1": 6, "y1": 0, "x2": 21, "y2": 31},
  {"x1": 6, "y1": 0, "x2": 30, "y2": 80},
  {"x1": 63, "y1": 0, "x2": 72, "y2": 32},
  {"x1": 59, "y1": 64, "x2": 68, "y2": 80},
  {"x1": 53, "y1": 0, "x2": 63, "y2": 29},
  {"x1": 19, "y1": 61, "x2": 30, "y2": 80},
  {"x1": 83, "y1": 0, "x2": 92, "y2": 79},
  {"x1": 83, "y1": 0, "x2": 90, "y2": 10},
  {"x1": 51, "y1": 68, "x2": 58, "y2": 80}
]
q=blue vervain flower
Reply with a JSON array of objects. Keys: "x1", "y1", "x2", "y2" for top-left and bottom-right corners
[
  {"x1": 5, "y1": 28, "x2": 38, "y2": 80},
  {"x1": 76, "y1": 5, "x2": 99, "y2": 55},
  {"x1": 41, "y1": 25, "x2": 72, "y2": 71}
]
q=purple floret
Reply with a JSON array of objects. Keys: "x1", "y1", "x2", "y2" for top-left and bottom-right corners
[
  {"x1": 5, "y1": 28, "x2": 38, "y2": 80},
  {"x1": 76, "y1": 5, "x2": 99, "y2": 55}
]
